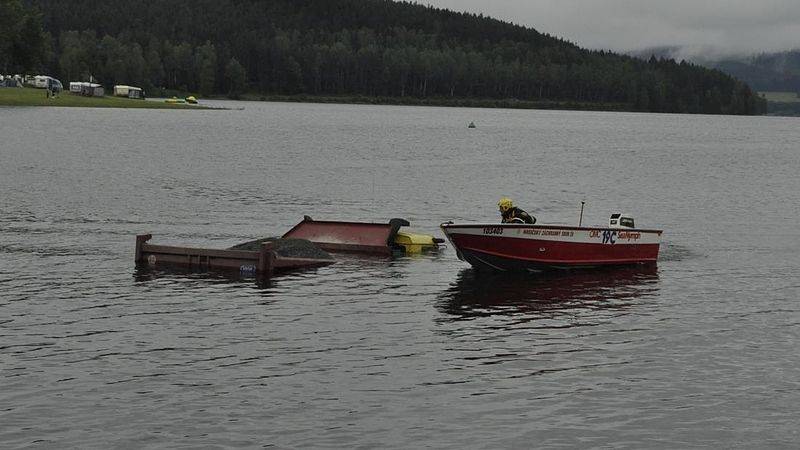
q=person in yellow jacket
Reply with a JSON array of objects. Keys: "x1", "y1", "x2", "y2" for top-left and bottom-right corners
[{"x1": 497, "y1": 197, "x2": 536, "y2": 224}]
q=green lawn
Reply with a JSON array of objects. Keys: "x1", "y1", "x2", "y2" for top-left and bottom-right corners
[
  {"x1": 761, "y1": 91, "x2": 800, "y2": 103},
  {"x1": 0, "y1": 87, "x2": 205, "y2": 109}
]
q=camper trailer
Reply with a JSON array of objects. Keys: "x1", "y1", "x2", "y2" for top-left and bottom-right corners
[
  {"x1": 80, "y1": 83, "x2": 104, "y2": 97},
  {"x1": 48, "y1": 78, "x2": 63, "y2": 93},
  {"x1": 70, "y1": 82, "x2": 103, "y2": 96},
  {"x1": 69, "y1": 82, "x2": 85, "y2": 94},
  {"x1": 0, "y1": 75, "x2": 21, "y2": 88},
  {"x1": 113, "y1": 85, "x2": 130, "y2": 97},
  {"x1": 31, "y1": 75, "x2": 63, "y2": 92},
  {"x1": 32, "y1": 75, "x2": 49, "y2": 88},
  {"x1": 113, "y1": 85, "x2": 144, "y2": 99}
]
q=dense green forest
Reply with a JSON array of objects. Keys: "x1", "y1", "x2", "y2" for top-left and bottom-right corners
[
  {"x1": 3, "y1": 0, "x2": 766, "y2": 114},
  {"x1": 0, "y1": 0, "x2": 46, "y2": 73}
]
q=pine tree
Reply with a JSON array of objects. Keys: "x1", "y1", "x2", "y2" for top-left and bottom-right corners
[{"x1": 224, "y1": 57, "x2": 246, "y2": 99}]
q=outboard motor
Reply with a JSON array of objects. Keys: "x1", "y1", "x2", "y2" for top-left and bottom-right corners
[{"x1": 609, "y1": 213, "x2": 635, "y2": 228}]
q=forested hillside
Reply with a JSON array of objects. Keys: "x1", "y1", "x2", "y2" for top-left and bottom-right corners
[
  {"x1": 7, "y1": 0, "x2": 766, "y2": 114},
  {"x1": 0, "y1": 0, "x2": 46, "y2": 73}
]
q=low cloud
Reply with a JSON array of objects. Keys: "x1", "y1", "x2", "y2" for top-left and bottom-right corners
[{"x1": 423, "y1": 0, "x2": 800, "y2": 55}]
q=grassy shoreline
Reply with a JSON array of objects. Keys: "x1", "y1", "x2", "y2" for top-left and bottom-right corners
[
  {"x1": 0, "y1": 87, "x2": 206, "y2": 109},
  {"x1": 1, "y1": 86, "x2": 634, "y2": 113},
  {"x1": 12, "y1": 87, "x2": 785, "y2": 115},
  {"x1": 761, "y1": 91, "x2": 800, "y2": 116}
]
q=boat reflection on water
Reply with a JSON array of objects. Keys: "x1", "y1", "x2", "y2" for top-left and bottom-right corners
[{"x1": 437, "y1": 266, "x2": 660, "y2": 320}]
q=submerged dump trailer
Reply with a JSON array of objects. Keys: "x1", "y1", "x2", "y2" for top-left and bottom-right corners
[
  {"x1": 134, "y1": 217, "x2": 442, "y2": 282},
  {"x1": 282, "y1": 216, "x2": 443, "y2": 255},
  {"x1": 135, "y1": 234, "x2": 333, "y2": 278}
]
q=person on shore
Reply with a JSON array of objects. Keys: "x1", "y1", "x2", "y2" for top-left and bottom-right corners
[{"x1": 498, "y1": 197, "x2": 536, "y2": 224}]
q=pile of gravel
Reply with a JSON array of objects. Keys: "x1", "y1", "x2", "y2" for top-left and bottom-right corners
[{"x1": 229, "y1": 237, "x2": 333, "y2": 260}]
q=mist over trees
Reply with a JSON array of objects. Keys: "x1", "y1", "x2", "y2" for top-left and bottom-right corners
[
  {"x1": 714, "y1": 51, "x2": 800, "y2": 93},
  {"x1": 632, "y1": 46, "x2": 800, "y2": 94},
  {"x1": 7, "y1": 0, "x2": 766, "y2": 114}
]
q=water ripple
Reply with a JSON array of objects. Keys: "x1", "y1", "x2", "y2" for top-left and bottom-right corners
[{"x1": 2, "y1": 104, "x2": 799, "y2": 448}]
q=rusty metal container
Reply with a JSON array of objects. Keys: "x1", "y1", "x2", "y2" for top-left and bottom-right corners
[
  {"x1": 282, "y1": 216, "x2": 431, "y2": 255},
  {"x1": 134, "y1": 234, "x2": 333, "y2": 278}
]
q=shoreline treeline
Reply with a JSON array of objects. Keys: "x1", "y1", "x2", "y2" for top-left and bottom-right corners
[{"x1": 8, "y1": 0, "x2": 767, "y2": 114}]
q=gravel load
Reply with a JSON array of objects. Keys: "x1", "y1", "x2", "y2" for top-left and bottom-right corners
[{"x1": 229, "y1": 237, "x2": 333, "y2": 260}]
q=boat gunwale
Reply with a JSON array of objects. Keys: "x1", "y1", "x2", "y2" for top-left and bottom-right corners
[{"x1": 440, "y1": 222, "x2": 663, "y2": 235}]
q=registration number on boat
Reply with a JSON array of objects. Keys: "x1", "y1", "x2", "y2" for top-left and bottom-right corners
[{"x1": 483, "y1": 226, "x2": 503, "y2": 235}]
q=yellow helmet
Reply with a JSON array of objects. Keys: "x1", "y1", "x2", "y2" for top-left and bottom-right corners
[{"x1": 497, "y1": 197, "x2": 513, "y2": 213}]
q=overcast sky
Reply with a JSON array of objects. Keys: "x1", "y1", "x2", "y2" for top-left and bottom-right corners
[{"x1": 422, "y1": 0, "x2": 800, "y2": 56}]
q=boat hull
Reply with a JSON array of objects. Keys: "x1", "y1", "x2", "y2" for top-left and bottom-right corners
[{"x1": 441, "y1": 223, "x2": 661, "y2": 272}]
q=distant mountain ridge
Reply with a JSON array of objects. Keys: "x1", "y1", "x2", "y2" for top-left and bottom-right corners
[
  {"x1": 714, "y1": 51, "x2": 800, "y2": 93},
  {"x1": 17, "y1": 0, "x2": 765, "y2": 114},
  {"x1": 631, "y1": 47, "x2": 800, "y2": 93}
]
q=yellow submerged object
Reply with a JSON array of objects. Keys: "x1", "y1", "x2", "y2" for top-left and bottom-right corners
[{"x1": 394, "y1": 231, "x2": 440, "y2": 254}]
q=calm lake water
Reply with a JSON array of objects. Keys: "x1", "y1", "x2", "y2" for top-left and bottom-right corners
[{"x1": 1, "y1": 101, "x2": 799, "y2": 448}]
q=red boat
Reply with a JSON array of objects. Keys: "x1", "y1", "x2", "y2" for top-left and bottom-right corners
[{"x1": 441, "y1": 213, "x2": 662, "y2": 272}]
